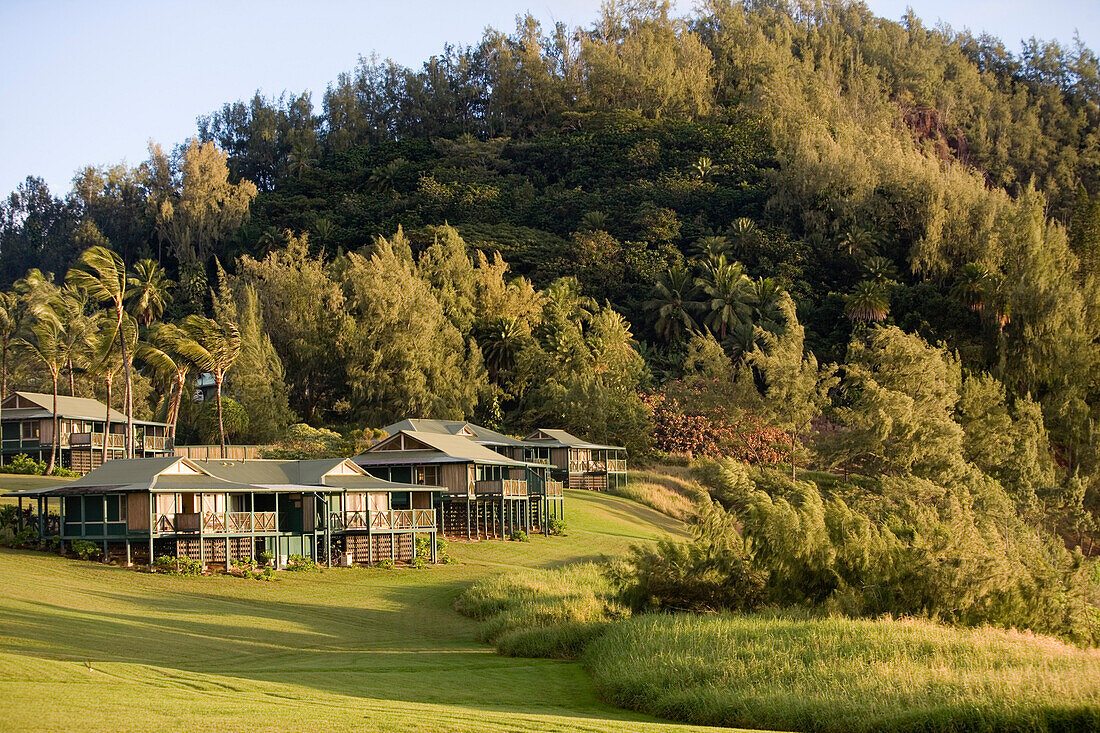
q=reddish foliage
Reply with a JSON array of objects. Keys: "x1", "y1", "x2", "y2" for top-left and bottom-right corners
[{"x1": 643, "y1": 384, "x2": 791, "y2": 464}]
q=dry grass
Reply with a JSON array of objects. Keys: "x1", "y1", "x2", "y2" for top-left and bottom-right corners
[{"x1": 606, "y1": 465, "x2": 708, "y2": 522}]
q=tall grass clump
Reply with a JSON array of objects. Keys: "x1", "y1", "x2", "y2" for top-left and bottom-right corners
[
  {"x1": 606, "y1": 467, "x2": 708, "y2": 521},
  {"x1": 454, "y1": 563, "x2": 625, "y2": 659},
  {"x1": 585, "y1": 612, "x2": 1100, "y2": 732}
]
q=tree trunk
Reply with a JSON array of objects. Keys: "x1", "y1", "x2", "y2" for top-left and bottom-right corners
[
  {"x1": 1, "y1": 342, "x2": 6, "y2": 467},
  {"x1": 46, "y1": 375, "x2": 58, "y2": 476},
  {"x1": 103, "y1": 376, "x2": 112, "y2": 465},
  {"x1": 169, "y1": 373, "x2": 186, "y2": 437},
  {"x1": 791, "y1": 427, "x2": 798, "y2": 481},
  {"x1": 216, "y1": 376, "x2": 226, "y2": 459},
  {"x1": 67, "y1": 358, "x2": 75, "y2": 396},
  {"x1": 117, "y1": 306, "x2": 134, "y2": 459}
]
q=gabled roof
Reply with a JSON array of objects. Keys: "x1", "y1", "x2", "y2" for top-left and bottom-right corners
[
  {"x1": 3, "y1": 456, "x2": 439, "y2": 497},
  {"x1": 380, "y1": 419, "x2": 526, "y2": 447},
  {"x1": 1, "y1": 391, "x2": 167, "y2": 426},
  {"x1": 361, "y1": 430, "x2": 528, "y2": 466},
  {"x1": 524, "y1": 428, "x2": 624, "y2": 451}
]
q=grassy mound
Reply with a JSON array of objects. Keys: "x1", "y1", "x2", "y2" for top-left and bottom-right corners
[
  {"x1": 585, "y1": 612, "x2": 1100, "y2": 732},
  {"x1": 455, "y1": 563, "x2": 624, "y2": 659},
  {"x1": 607, "y1": 465, "x2": 707, "y2": 521}
]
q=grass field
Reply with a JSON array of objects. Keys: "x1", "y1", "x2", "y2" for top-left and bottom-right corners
[
  {"x1": 0, "y1": 487, "x2": 733, "y2": 733},
  {"x1": 586, "y1": 614, "x2": 1100, "y2": 732}
]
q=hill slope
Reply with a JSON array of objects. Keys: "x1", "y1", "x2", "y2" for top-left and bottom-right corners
[{"x1": 0, "y1": 489, "x2": 729, "y2": 733}]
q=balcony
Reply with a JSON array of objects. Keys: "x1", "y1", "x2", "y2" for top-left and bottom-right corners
[
  {"x1": 153, "y1": 511, "x2": 276, "y2": 534},
  {"x1": 143, "y1": 435, "x2": 173, "y2": 452},
  {"x1": 474, "y1": 479, "x2": 527, "y2": 497},
  {"x1": 68, "y1": 432, "x2": 125, "y2": 450},
  {"x1": 541, "y1": 480, "x2": 564, "y2": 497},
  {"x1": 330, "y1": 509, "x2": 436, "y2": 531}
]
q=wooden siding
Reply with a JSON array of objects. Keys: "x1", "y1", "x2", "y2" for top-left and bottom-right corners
[
  {"x1": 550, "y1": 448, "x2": 569, "y2": 471},
  {"x1": 440, "y1": 463, "x2": 469, "y2": 494},
  {"x1": 127, "y1": 492, "x2": 150, "y2": 530},
  {"x1": 173, "y1": 445, "x2": 263, "y2": 460}
]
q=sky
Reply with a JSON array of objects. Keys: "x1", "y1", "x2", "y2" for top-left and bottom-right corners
[{"x1": 1, "y1": 0, "x2": 1097, "y2": 199}]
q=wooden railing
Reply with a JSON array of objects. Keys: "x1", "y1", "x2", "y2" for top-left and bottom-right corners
[
  {"x1": 567, "y1": 458, "x2": 626, "y2": 473},
  {"x1": 606, "y1": 459, "x2": 627, "y2": 472},
  {"x1": 154, "y1": 511, "x2": 274, "y2": 533},
  {"x1": 363, "y1": 509, "x2": 435, "y2": 531},
  {"x1": 474, "y1": 479, "x2": 527, "y2": 497},
  {"x1": 69, "y1": 432, "x2": 125, "y2": 449},
  {"x1": 541, "y1": 480, "x2": 564, "y2": 497},
  {"x1": 143, "y1": 435, "x2": 171, "y2": 451}
]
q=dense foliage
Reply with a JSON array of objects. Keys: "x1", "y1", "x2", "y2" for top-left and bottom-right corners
[{"x1": 2, "y1": 1, "x2": 1100, "y2": 597}]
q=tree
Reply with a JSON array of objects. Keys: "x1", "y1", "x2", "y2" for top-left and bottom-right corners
[
  {"x1": 137, "y1": 322, "x2": 193, "y2": 439},
  {"x1": 0, "y1": 291, "x2": 26, "y2": 434},
  {"x1": 66, "y1": 246, "x2": 136, "y2": 457},
  {"x1": 646, "y1": 266, "x2": 698, "y2": 342},
  {"x1": 88, "y1": 312, "x2": 128, "y2": 464},
  {"x1": 750, "y1": 295, "x2": 839, "y2": 479},
  {"x1": 696, "y1": 259, "x2": 753, "y2": 339},
  {"x1": 844, "y1": 281, "x2": 890, "y2": 323},
  {"x1": 18, "y1": 303, "x2": 66, "y2": 474},
  {"x1": 172, "y1": 314, "x2": 241, "y2": 457},
  {"x1": 127, "y1": 259, "x2": 174, "y2": 326},
  {"x1": 151, "y1": 140, "x2": 257, "y2": 304}
]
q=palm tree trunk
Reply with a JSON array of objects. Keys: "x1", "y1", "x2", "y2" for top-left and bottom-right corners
[
  {"x1": 169, "y1": 372, "x2": 185, "y2": 437},
  {"x1": 67, "y1": 358, "x2": 75, "y2": 396},
  {"x1": 1, "y1": 342, "x2": 7, "y2": 466},
  {"x1": 46, "y1": 374, "x2": 58, "y2": 476},
  {"x1": 103, "y1": 376, "x2": 112, "y2": 466},
  {"x1": 215, "y1": 375, "x2": 226, "y2": 459}
]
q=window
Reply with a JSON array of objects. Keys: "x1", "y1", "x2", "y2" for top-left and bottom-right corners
[
  {"x1": 106, "y1": 495, "x2": 126, "y2": 522},
  {"x1": 84, "y1": 497, "x2": 104, "y2": 522},
  {"x1": 390, "y1": 492, "x2": 410, "y2": 510},
  {"x1": 414, "y1": 466, "x2": 440, "y2": 485},
  {"x1": 20, "y1": 422, "x2": 38, "y2": 440},
  {"x1": 475, "y1": 465, "x2": 504, "y2": 482}
]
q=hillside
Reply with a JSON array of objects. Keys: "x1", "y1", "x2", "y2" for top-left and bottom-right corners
[{"x1": 0, "y1": 489, "x2": 720, "y2": 733}]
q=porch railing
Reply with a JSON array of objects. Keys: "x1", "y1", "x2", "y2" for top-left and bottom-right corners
[
  {"x1": 474, "y1": 479, "x2": 527, "y2": 497},
  {"x1": 69, "y1": 432, "x2": 125, "y2": 449},
  {"x1": 153, "y1": 511, "x2": 275, "y2": 533},
  {"x1": 541, "y1": 480, "x2": 564, "y2": 497}
]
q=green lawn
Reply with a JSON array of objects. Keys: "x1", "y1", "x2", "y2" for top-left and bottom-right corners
[{"x1": 0, "y1": 489, "x2": 731, "y2": 732}]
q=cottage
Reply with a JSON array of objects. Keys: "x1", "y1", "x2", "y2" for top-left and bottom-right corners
[
  {"x1": 3, "y1": 456, "x2": 441, "y2": 567},
  {"x1": 522, "y1": 429, "x2": 627, "y2": 491},
  {"x1": 0, "y1": 392, "x2": 172, "y2": 473},
  {"x1": 354, "y1": 421, "x2": 563, "y2": 539}
]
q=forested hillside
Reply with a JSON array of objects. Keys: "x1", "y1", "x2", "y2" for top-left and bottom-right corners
[{"x1": 2, "y1": 1, "x2": 1100, "y2": 636}]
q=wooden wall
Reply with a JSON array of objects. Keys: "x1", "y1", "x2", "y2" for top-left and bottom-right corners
[
  {"x1": 127, "y1": 492, "x2": 149, "y2": 530},
  {"x1": 440, "y1": 464, "x2": 469, "y2": 494}
]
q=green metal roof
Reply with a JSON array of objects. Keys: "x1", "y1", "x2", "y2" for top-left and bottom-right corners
[
  {"x1": 524, "y1": 428, "x2": 624, "y2": 451},
  {"x1": 1, "y1": 391, "x2": 168, "y2": 426},
  {"x1": 381, "y1": 418, "x2": 527, "y2": 446},
  {"x1": 362, "y1": 430, "x2": 529, "y2": 466}
]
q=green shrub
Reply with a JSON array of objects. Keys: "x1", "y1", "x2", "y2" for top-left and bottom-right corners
[
  {"x1": 547, "y1": 517, "x2": 566, "y2": 536},
  {"x1": 49, "y1": 466, "x2": 78, "y2": 477},
  {"x1": 151, "y1": 555, "x2": 202, "y2": 576},
  {"x1": 584, "y1": 612, "x2": 1100, "y2": 733},
  {"x1": 435, "y1": 535, "x2": 455, "y2": 563},
  {"x1": 71, "y1": 540, "x2": 102, "y2": 561},
  {"x1": 257, "y1": 551, "x2": 274, "y2": 566},
  {"x1": 285, "y1": 554, "x2": 317, "y2": 571},
  {"x1": 0, "y1": 454, "x2": 45, "y2": 475},
  {"x1": 509, "y1": 529, "x2": 529, "y2": 542},
  {"x1": 376, "y1": 557, "x2": 395, "y2": 570},
  {"x1": 414, "y1": 535, "x2": 433, "y2": 568}
]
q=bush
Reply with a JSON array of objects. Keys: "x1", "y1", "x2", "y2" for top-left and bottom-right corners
[
  {"x1": 257, "y1": 551, "x2": 274, "y2": 566},
  {"x1": 509, "y1": 529, "x2": 529, "y2": 542},
  {"x1": 547, "y1": 516, "x2": 566, "y2": 536},
  {"x1": 376, "y1": 557, "x2": 395, "y2": 570},
  {"x1": 151, "y1": 555, "x2": 202, "y2": 575},
  {"x1": 435, "y1": 535, "x2": 455, "y2": 564},
  {"x1": 612, "y1": 501, "x2": 766, "y2": 613},
  {"x1": 285, "y1": 554, "x2": 318, "y2": 571},
  {"x1": 0, "y1": 454, "x2": 46, "y2": 475},
  {"x1": 71, "y1": 539, "x2": 102, "y2": 561},
  {"x1": 50, "y1": 466, "x2": 78, "y2": 477}
]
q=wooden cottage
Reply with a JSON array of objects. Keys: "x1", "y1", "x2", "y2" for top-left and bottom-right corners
[
  {"x1": 0, "y1": 391, "x2": 173, "y2": 473},
  {"x1": 523, "y1": 429, "x2": 627, "y2": 491},
  {"x1": 3, "y1": 456, "x2": 441, "y2": 567},
  {"x1": 354, "y1": 423, "x2": 563, "y2": 539}
]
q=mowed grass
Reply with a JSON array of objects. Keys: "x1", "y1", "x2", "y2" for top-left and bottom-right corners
[
  {"x1": 0, "y1": 487, "x2": 729, "y2": 733},
  {"x1": 585, "y1": 613, "x2": 1100, "y2": 732}
]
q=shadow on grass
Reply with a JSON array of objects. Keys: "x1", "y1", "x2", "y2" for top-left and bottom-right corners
[{"x1": 0, "y1": 556, "x2": 645, "y2": 722}]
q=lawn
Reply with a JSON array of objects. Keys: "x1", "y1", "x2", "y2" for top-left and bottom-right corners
[{"x1": 0, "y1": 488, "x2": 730, "y2": 733}]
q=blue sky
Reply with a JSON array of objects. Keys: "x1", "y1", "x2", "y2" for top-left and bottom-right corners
[{"x1": 1, "y1": 0, "x2": 1097, "y2": 198}]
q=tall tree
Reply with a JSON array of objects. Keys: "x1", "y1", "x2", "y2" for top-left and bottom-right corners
[
  {"x1": 18, "y1": 303, "x2": 65, "y2": 474},
  {"x1": 646, "y1": 266, "x2": 698, "y2": 342},
  {"x1": 66, "y1": 246, "x2": 136, "y2": 457},
  {"x1": 127, "y1": 259, "x2": 174, "y2": 326},
  {"x1": 172, "y1": 314, "x2": 241, "y2": 457},
  {"x1": 137, "y1": 323, "x2": 193, "y2": 439}
]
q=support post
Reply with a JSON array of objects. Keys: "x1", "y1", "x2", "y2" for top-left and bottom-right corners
[
  {"x1": 37, "y1": 497, "x2": 44, "y2": 540},
  {"x1": 125, "y1": 539, "x2": 131, "y2": 566},
  {"x1": 199, "y1": 493, "x2": 205, "y2": 569},
  {"x1": 17, "y1": 497, "x2": 23, "y2": 531},
  {"x1": 148, "y1": 491, "x2": 154, "y2": 567}
]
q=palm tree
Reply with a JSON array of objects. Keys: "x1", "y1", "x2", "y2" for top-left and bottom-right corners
[
  {"x1": 88, "y1": 312, "x2": 135, "y2": 464},
  {"x1": 837, "y1": 226, "x2": 881, "y2": 262},
  {"x1": 845, "y1": 281, "x2": 891, "y2": 323},
  {"x1": 580, "y1": 211, "x2": 609, "y2": 232},
  {"x1": 128, "y1": 259, "x2": 174, "y2": 326},
  {"x1": 749, "y1": 277, "x2": 785, "y2": 334},
  {"x1": 646, "y1": 267, "x2": 698, "y2": 342},
  {"x1": 951, "y1": 262, "x2": 991, "y2": 313},
  {"x1": 55, "y1": 287, "x2": 94, "y2": 396},
  {"x1": 697, "y1": 260, "x2": 753, "y2": 340},
  {"x1": 476, "y1": 317, "x2": 527, "y2": 383},
  {"x1": 19, "y1": 305, "x2": 66, "y2": 474},
  {"x1": 861, "y1": 256, "x2": 899, "y2": 285},
  {"x1": 728, "y1": 218, "x2": 759, "y2": 251},
  {"x1": 0, "y1": 292, "x2": 25, "y2": 436},
  {"x1": 172, "y1": 315, "x2": 241, "y2": 458},
  {"x1": 137, "y1": 323, "x2": 194, "y2": 439},
  {"x1": 692, "y1": 235, "x2": 730, "y2": 264},
  {"x1": 66, "y1": 246, "x2": 136, "y2": 457}
]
